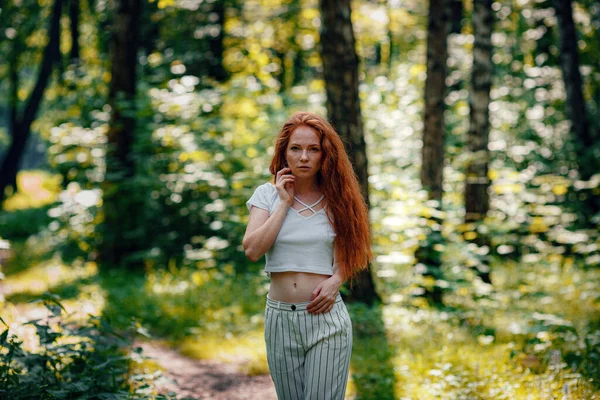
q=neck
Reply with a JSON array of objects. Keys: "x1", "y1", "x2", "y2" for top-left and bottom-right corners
[{"x1": 294, "y1": 177, "x2": 320, "y2": 195}]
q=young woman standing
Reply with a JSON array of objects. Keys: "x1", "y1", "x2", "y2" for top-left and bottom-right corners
[{"x1": 243, "y1": 111, "x2": 372, "y2": 399}]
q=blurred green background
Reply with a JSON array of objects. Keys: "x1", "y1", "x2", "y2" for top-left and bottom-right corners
[{"x1": 0, "y1": 0, "x2": 599, "y2": 398}]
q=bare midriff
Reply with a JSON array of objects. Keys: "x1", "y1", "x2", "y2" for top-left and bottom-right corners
[{"x1": 268, "y1": 271, "x2": 331, "y2": 302}]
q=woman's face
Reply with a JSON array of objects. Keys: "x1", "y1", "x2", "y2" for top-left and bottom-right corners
[{"x1": 285, "y1": 125, "x2": 322, "y2": 178}]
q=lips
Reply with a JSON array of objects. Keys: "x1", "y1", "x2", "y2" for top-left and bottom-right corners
[{"x1": 299, "y1": 166, "x2": 310, "y2": 169}]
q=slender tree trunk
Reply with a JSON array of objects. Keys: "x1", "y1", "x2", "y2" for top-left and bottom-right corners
[
  {"x1": 553, "y1": 0, "x2": 595, "y2": 178},
  {"x1": 288, "y1": 0, "x2": 303, "y2": 88},
  {"x1": 274, "y1": 48, "x2": 287, "y2": 93},
  {"x1": 594, "y1": 3, "x2": 600, "y2": 139},
  {"x1": 450, "y1": 0, "x2": 463, "y2": 34},
  {"x1": 386, "y1": 0, "x2": 395, "y2": 76},
  {"x1": 319, "y1": 0, "x2": 380, "y2": 305},
  {"x1": 292, "y1": 48, "x2": 304, "y2": 86},
  {"x1": 422, "y1": 0, "x2": 449, "y2": 203},
  {"x1": 273, "y1": 0, "x2": 302, "y2": 95},
  {"x1": 70, "y1": 0, "x2": 80, "y2": 62},
  {"x1": 291, "y1": 0, "x2": 304, "y2": 87},
  {"x1": 0, "y1": 0, "x2": 63, "y2": 206},
  {"x1": 7, "y1": 40, "x2": 21, "y2": 193},
  {"x1": 553, "y1": 0, "x2": 599, "y2": 221},
  {"x1": 207, "y1": 0, "x2": 228, "y2": 81},
  {"x1": 465, "y1": 0, "x2": 493, "y2": 284},
  {"x1": 107, "y1": 0, "x2": 139, "y2": 176},
  {"x1": 99, "y1": 0, "x2": 142, "y2": 267},
  {"x1": 418, "y1": 0, "x2": 450, "y2": 305}
]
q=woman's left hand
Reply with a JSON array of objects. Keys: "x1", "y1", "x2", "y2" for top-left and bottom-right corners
[{"x1": 307, "y1": 275, "x2": 343, "y2": 314}]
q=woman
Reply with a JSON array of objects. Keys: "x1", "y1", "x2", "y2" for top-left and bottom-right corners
[{"x1": 243, "y1": 111, "x2": 372, "y2": 400}]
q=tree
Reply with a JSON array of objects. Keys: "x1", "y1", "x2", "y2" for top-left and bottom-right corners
[
  {"x1": 464, "y1": 0, "x2": 494, "y2": 284},
  {"x1": 319, "y1": 0, "x2": 380, "y2": 305},
  {"x1": 98, "y1": 0, "x2": 143, "y2": 268},
  {"x1": 553, "y1": 0, "x2": 599, "y2": 220},
  {"x1": 69, "y1": 0, "x2": 80, "y2": 62},
  {"x1": 207, "y1": 0, "x2": 228, "y2": 81},
  {"x1": 449, "y1": 0, "x2": 463, "y2": 34},
  {"x1": 272, "y1": 0, "x2": 304, "y2": 95},
  {"x1": 0, "y1": 0, "x2": 63, "y2": 206},
  {"x1": 417, "y1": 0, "x2": 451, "y2": 305}
]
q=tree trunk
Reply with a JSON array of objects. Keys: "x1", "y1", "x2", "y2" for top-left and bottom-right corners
[
  {"x1": 449, "y1": 0, "x2": 463, "y2": 34},
  {"x1": 386, "y1": 0, "x2": 395, "y2": 76},
  {"x1": 99, "y1": 0, "x2": 142, "y2": 268},
  {"x1": 7, "y1": 39, "x2": 21, "y2": 193},
  {"x1": 594, "y1": 2, "x2": 600, "y2": 142},
  {"x1": 207, "y1": 0, "x2": 228, "y2": 81},
  {"x1": 319, "y1": 0, "x2": 380, "y2": 305},
  {"x1": 418, "y1": 0, "x2": 450, "y2": 305},
  {"x1": 70, "y1": 0, "x2": 80, "y2": 62},
  {"x1": 0, "y1": 0, "x2": 63, "y2": 206},
  {"x1": 421, "y1": 0, "x2": 449, "y2": 203},
  {"x1": 553, "y1": 0, "x2": 599, "y2": 221},
  {"x1": 465, "y1": 0, "x2": 493, "y2": 284},
  {"x1": 553, "y1": 0, "x2": 595, "y2": 179}
]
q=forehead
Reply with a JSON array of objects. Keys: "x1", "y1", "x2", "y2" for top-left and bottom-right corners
[{"x1": 289, "y1": 125, "x2": 320, "y2": 144}]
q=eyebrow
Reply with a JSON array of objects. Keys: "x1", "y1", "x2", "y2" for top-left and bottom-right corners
[{"x1": 289, "y1": 143, "x2": 320, "y2": 146}]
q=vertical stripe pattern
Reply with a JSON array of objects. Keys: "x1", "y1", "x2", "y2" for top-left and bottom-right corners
[{"x1": 264, "y1": 293, "x2": 352, "y2": 400}]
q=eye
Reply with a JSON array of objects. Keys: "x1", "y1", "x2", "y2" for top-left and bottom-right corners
[{"x1": 311, "y1": 148, "x2": 320, "y2": 152}]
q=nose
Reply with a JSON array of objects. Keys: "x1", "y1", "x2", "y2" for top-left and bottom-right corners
[{"x1": 301, "y1": 150, "x2": 309, "y2": 160}]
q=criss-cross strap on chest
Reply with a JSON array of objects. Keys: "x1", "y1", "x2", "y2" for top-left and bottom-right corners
[{"x1": 293, "y1": 194, "x2": 325, "y2": 214}]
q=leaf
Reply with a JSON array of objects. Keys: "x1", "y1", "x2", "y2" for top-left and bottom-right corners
[
  {"x1": 46, "y1": 389, "x2": 69, "y2": 399},
  {"x1": 0, "y1": 329, "x2": 8, "y2": 345}
]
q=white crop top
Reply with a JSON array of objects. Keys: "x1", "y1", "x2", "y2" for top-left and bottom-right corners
[{"x1": 246, "y1": 182, "x2": 337, "y2": 276}]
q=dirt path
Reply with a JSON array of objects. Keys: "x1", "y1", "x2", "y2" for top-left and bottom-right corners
[{"x1": 137, "y1": 341, "x2": 277, "y2": 400}]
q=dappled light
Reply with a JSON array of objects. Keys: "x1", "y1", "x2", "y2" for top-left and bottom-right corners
[{"x1": 1, "y1": 0, "x2": 599, "y2": 398}]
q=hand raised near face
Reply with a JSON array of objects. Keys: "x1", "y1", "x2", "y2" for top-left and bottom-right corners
[{"x1": 275, "y1": 166, "x2": 295, "y2": 205}]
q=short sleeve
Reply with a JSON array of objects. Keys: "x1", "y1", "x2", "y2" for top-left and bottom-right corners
[{"x1": 246, "y1": 183, "x2": 272, "y2": 213}]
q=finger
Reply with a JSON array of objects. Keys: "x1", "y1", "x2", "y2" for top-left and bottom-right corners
[
  {"x1": 278, "y1": 173, "x2": 295, "y2": 181},
  {"x1": 307, "y1": 297, "x2": 328, "y2": 313},
  {"x1": 313, "y1": 301, "x2": 333, "y2": 314},
  {"x1": 277, "y1": 176, "x2": 295, "y2": 186},
  {"x1": 315, "y1": 296, "x2": 336, "y2": 311},
  {"x1": 311, "y1": 286, "x2": 322, "y2": 301},
  {"x1": 307, "y1": 297, "x2": 320, "y2": 309},
  {"x1": 277, "y1": 167, "x2": 291, "y2": 176},
  {"x1": 279, "y1": 180, "x2": 295, "y2": 189}
]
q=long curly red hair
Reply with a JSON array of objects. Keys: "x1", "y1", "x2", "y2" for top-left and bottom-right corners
[{"x1": 269, "y1": 111, "x2": 372, "y2": 284}]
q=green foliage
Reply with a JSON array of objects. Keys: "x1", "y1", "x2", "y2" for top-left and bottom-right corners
[
  {"x1": 98, "y1": 267, "x2": 268, "y2": 340},
  {"x1": 346, "y1": 303, "x2": 410, "y2": 400},
  {"x1": 0, "y1": 294, "x2": 175, "y2": 400},
  {"x1": 0, "y1": 205, "x2": 53, "y2": 240},
  {"x1": 2, "y1": 0, "x2": 600, "y2": 397}
]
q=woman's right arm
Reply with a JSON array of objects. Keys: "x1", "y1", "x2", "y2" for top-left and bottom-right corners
[
  {"x1": 242, "y1": 201, "x2": 291, "y2": 262},
  {"x1": 243, "y1": 167, "x2": 295, "y2": 262}
]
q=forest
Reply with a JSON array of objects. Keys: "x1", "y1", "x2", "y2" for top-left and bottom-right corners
[{"x1": 0, "y1": 0, "x2": 599, "y2": 398}]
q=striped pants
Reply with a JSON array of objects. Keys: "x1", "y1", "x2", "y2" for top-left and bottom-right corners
[{"x1": 264, "y1": 292, "x2": 352, "y2": 400}]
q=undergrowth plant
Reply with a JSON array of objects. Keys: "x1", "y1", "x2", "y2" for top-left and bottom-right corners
[{"x1": 0, "y1": 293, "x2": 178, "y2": 399}]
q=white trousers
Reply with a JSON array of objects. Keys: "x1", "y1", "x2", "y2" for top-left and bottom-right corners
[{"x1": 264, "y1": 292, "x2": 353, "y2": 400}]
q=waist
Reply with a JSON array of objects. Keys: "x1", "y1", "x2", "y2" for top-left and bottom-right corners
[
  {"x1": 266, "y1": 292, "x2": 343, "y2": 311},
  {"x1": 268, "y1": 271, "x2": 332, "y2": 302}
]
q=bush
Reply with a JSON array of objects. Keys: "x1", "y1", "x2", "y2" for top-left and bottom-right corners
[{"x1": 0, "y1": 293, "x2": 176, "y2": 399}]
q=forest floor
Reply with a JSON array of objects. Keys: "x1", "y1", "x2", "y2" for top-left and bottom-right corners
[{"x1": 138, "y1": 340, "x2": 277, "y2": 400}]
